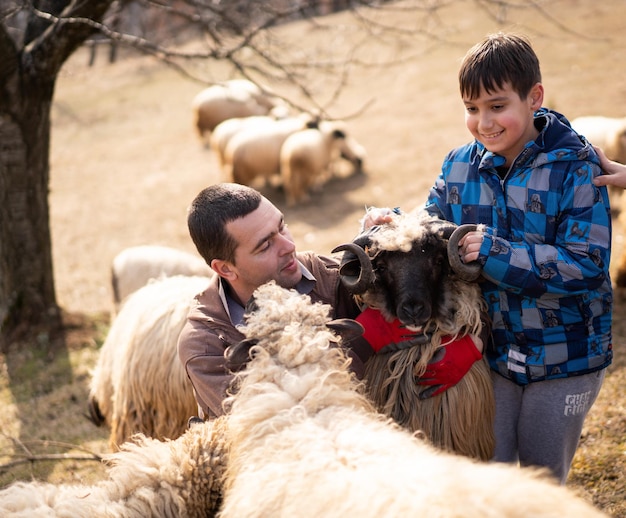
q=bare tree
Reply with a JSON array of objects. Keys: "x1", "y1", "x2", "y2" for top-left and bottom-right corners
[{"x1": 0, "y1": 0, "x2": 559, "y2": 346}]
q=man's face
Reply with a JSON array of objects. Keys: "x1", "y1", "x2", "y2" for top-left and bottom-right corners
[{"x1": 224, "y1": 197, "x2": 301, "y2": 302}]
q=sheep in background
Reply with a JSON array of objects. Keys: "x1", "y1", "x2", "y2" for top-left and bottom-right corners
[
  {"x1": 111, "y1": 244, "x2": 212, "y2": 311},
  {"x1": 209, "y1": 115, "x2": 278, "y2": 169},
  {"x1": 571, "y1": 116, "x2": 626, "y2": 164},
  {"x1": 332, "y1": 211, "x2": 494, "y2": 460},
  {"x1": 280, "y1": 120, "x2": 366, "y2": 206},
  {"x1": 219, "y1": 281, "x2": 605, "y2": 518},
  {"x1": 88, "y1": 275, "x2": 210, "y2": 450},
  {"x1": 221, "y1": 114, "x2": 316, "y2": 187},
  {"x1": 192, "y1": 79, "x2": 288, "y2": 143},
  {"x1": 0, "y1": 418, "x2": 228, "y2": 518}
]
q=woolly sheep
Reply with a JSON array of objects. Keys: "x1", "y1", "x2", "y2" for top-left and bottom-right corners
[
  {"x1": 0, "y1": 282, "x2": 605, "y2": 517},
  {"x1": 221, "y1": 115, "x2": 315, "y2": 187},
  {"x1": 280, "y1": 120, "x2": 366, "y2": 206},
  {"x1": 192, "y1": 79, "x2": 287, "y2": 141},
  {"x1": 88, "y1": 275, "x2": 210, "y2": 450},
  {"x1": 571, "y1": 116, "x2": 626, "y2": 164},
  {"x1": 332, "y1": 211, "x2": 494, "y2": 460},
  {"x1": 0, "y1": 418, "x2": 228, "y2": 518},
  {"x1": 209, "y1": 115, "x2": 277, "y2": 170},
  {"x1": 111, "y1": 245, "x2": 212, "y2": 310},
  {"x1": 219, "y1": 282, "x2": 606, "y2": 518}
]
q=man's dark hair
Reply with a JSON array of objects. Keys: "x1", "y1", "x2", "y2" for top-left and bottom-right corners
[
  {"x1": 459, "y1": 32, "x2": 542, "y2": 101},
  {"x1": 188, "y1": 183, "x2": 262, "y2": 265}
]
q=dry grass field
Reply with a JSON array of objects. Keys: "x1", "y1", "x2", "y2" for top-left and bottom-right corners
[{"x1": 1, "y1": 0, "x2": 625, "y2": 515}]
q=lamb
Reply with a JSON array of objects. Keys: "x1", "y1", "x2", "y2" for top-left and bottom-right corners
[
  {"x1": 280, "y1": 120, "x2": 366, "y2": 206},
  {"x1": 218, "y1": 281, "x2": 606, "y2": 517},
  {"x1": 0, "y1": 417, "x2": 228, "y2": 518},
  {"x1": 111, "y1": 244, "x2": 212, "y2": 310},
  {"x1": 221, "y1": 114, "x2": 316, "y2": 187},
  {"x1": 88, "y1": 275, "x2": 210, "y2": 450},
  {"x1": 332, "y1": 210, "x2": 495, "y2": 460},
  {"x1": 192, "y1": 79, "x2": 288, "y2": 142}
]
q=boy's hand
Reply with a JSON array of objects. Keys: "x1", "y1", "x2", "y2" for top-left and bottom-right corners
[
  {"x1": 360, "y1": 207, "x2": 399, "y2": 230},
  {"x1": 457, "y1": 230, "x2": 485, "y2": 264}
]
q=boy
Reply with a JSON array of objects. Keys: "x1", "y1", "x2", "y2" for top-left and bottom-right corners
[{"x1": 423, "y1": 32, "x2": 613, "y2": 484}]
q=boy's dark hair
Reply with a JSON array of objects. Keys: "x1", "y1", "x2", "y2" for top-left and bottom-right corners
[
  {"x1": 188, "y1": 183, "x2": 262, "y2": 265},
  {"x1": 459, "y1": 32, "x2": 541, "y2": 101}
]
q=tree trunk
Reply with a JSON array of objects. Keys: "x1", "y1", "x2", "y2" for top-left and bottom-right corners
[
  {"x1": 0, "y1": 70, "x2": 59, "y2": 344},
  {"x1": 0, "y1": 0, "x2": 115, "y2": 346}
]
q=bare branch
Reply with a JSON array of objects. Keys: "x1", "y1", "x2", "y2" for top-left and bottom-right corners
[{"x1": 0, "y1": 434, "x2": 104, "y2": 474}]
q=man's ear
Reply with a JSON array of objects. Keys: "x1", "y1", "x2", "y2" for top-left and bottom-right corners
[{"x1": 211, "y1": 259, "x2": 237, "y2": 280}]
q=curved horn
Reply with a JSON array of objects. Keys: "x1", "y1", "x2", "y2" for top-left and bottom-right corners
[
  {"x1": 331, "y1": 242, "x2": 375, "y2": 294},
  {"x1": 447, "y1": 224, "x2": 482, "y2": 282}
]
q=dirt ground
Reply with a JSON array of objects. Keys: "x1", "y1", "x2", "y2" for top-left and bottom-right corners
[{"x1": 2, "y1": 0, "x2": 625, "y2": 514}]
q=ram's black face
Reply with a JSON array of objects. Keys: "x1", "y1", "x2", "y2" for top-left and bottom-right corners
[{"x1": 371, "y1": 234, "x2": 450, "y2": 329}]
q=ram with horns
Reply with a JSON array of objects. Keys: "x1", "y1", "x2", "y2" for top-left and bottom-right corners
[{"x1": 332, "y1": 209, "x2": 495, "y2": 461}]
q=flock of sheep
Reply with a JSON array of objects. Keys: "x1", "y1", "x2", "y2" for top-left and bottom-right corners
[
  {"x1": 1, "y1": 80, "x2": 623, "y2": 515},
  {"x1": 193, "y1": 79, "x2": 366, "y2": 206}
]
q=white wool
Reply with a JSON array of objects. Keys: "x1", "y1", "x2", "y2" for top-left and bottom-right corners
[
  {"x1": 89, "y1": 275, "x2": 209, "y2": 450},
  {"x1": 218, "y1": 282, "x2": 605, "y2": 518}
]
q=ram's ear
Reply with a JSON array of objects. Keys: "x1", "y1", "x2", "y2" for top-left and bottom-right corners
[
  {"x1": 326, "y1": 318, "x2": 364, "y2": 343},
  {"x1": 224, "y1": 338, "x2": 259, "y2": 372}
]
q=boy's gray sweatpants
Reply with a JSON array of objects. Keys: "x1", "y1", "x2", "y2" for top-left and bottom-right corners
[{"x1": 490, "y1": 368, "x2": 606, "y2": 485}]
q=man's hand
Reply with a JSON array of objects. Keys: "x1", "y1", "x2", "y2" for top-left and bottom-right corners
[
  {"x1": 417, "y1": 334, "x2": 483, "y2": 399},
  {"x1": 355, "y1": 307, "x2": 430, "y2": 354}
]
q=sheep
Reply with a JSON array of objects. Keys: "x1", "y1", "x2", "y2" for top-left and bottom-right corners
[
  {"x1": 0, "y1": 282, "x2": 605, "y2": 517},
  {"x1": 570, "y1": 116, "x2": 626, "y2": 164},
  {"x1": 280, "y1": 120, "x2": 366, "y2": 206},
  {"x1": 332, "y1": 210, "x2": 495, "y2": 461},
  {"x1": 88, "y1": 274, "x2": 210, "y2": 450},
  {"x1": 209, "y1": 115, "x2": 278, "y2": 170},
  {"x1": 110, "y1": 245, "x2": 212, "y2": 311},
  {"x1": 218, "y1": 281, "x2": 606, "y2": 518},
  {"x1": 0, "y1": 417, "x2": 228, "y2": 518},
  {"x1": 221, "y1": 114, "x2": 316, "y2": 187},
  {"x1": 192, "y1": 79, "x2": 288, "y2": 142}
]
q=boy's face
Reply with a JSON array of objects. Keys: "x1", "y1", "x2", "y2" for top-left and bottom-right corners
[{"x1": 463, "y1": 81, "x2": 544, "y2": 166}]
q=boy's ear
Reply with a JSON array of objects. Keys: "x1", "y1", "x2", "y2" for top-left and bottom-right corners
[{"x1": 529, "y1": 83, "x2": 544, "y2": 110}]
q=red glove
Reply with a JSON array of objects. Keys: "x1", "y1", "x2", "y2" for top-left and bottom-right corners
[
  {"x1": 355, "y1": 307, "x2": 431, "y2": 354},
  {"x1": 416, "y1": 334, "x2": 482, "y2": 400}
]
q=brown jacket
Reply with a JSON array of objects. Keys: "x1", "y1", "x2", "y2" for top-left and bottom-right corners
[{"x1": 177, "y1": 251, "x2": 369, "y2": 419}]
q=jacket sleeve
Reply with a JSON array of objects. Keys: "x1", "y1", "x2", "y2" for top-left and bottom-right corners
[
  {"x1": 177, "y1": 317, "x2": 242, "y2": 419},
  {"x1": 478, "y1": 160, "x2": 611, "y2": 297}
]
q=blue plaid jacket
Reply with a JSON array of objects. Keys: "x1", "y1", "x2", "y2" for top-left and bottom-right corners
[{"x1": 425, "y1": 108, "x2": 613, "y2": 384}]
